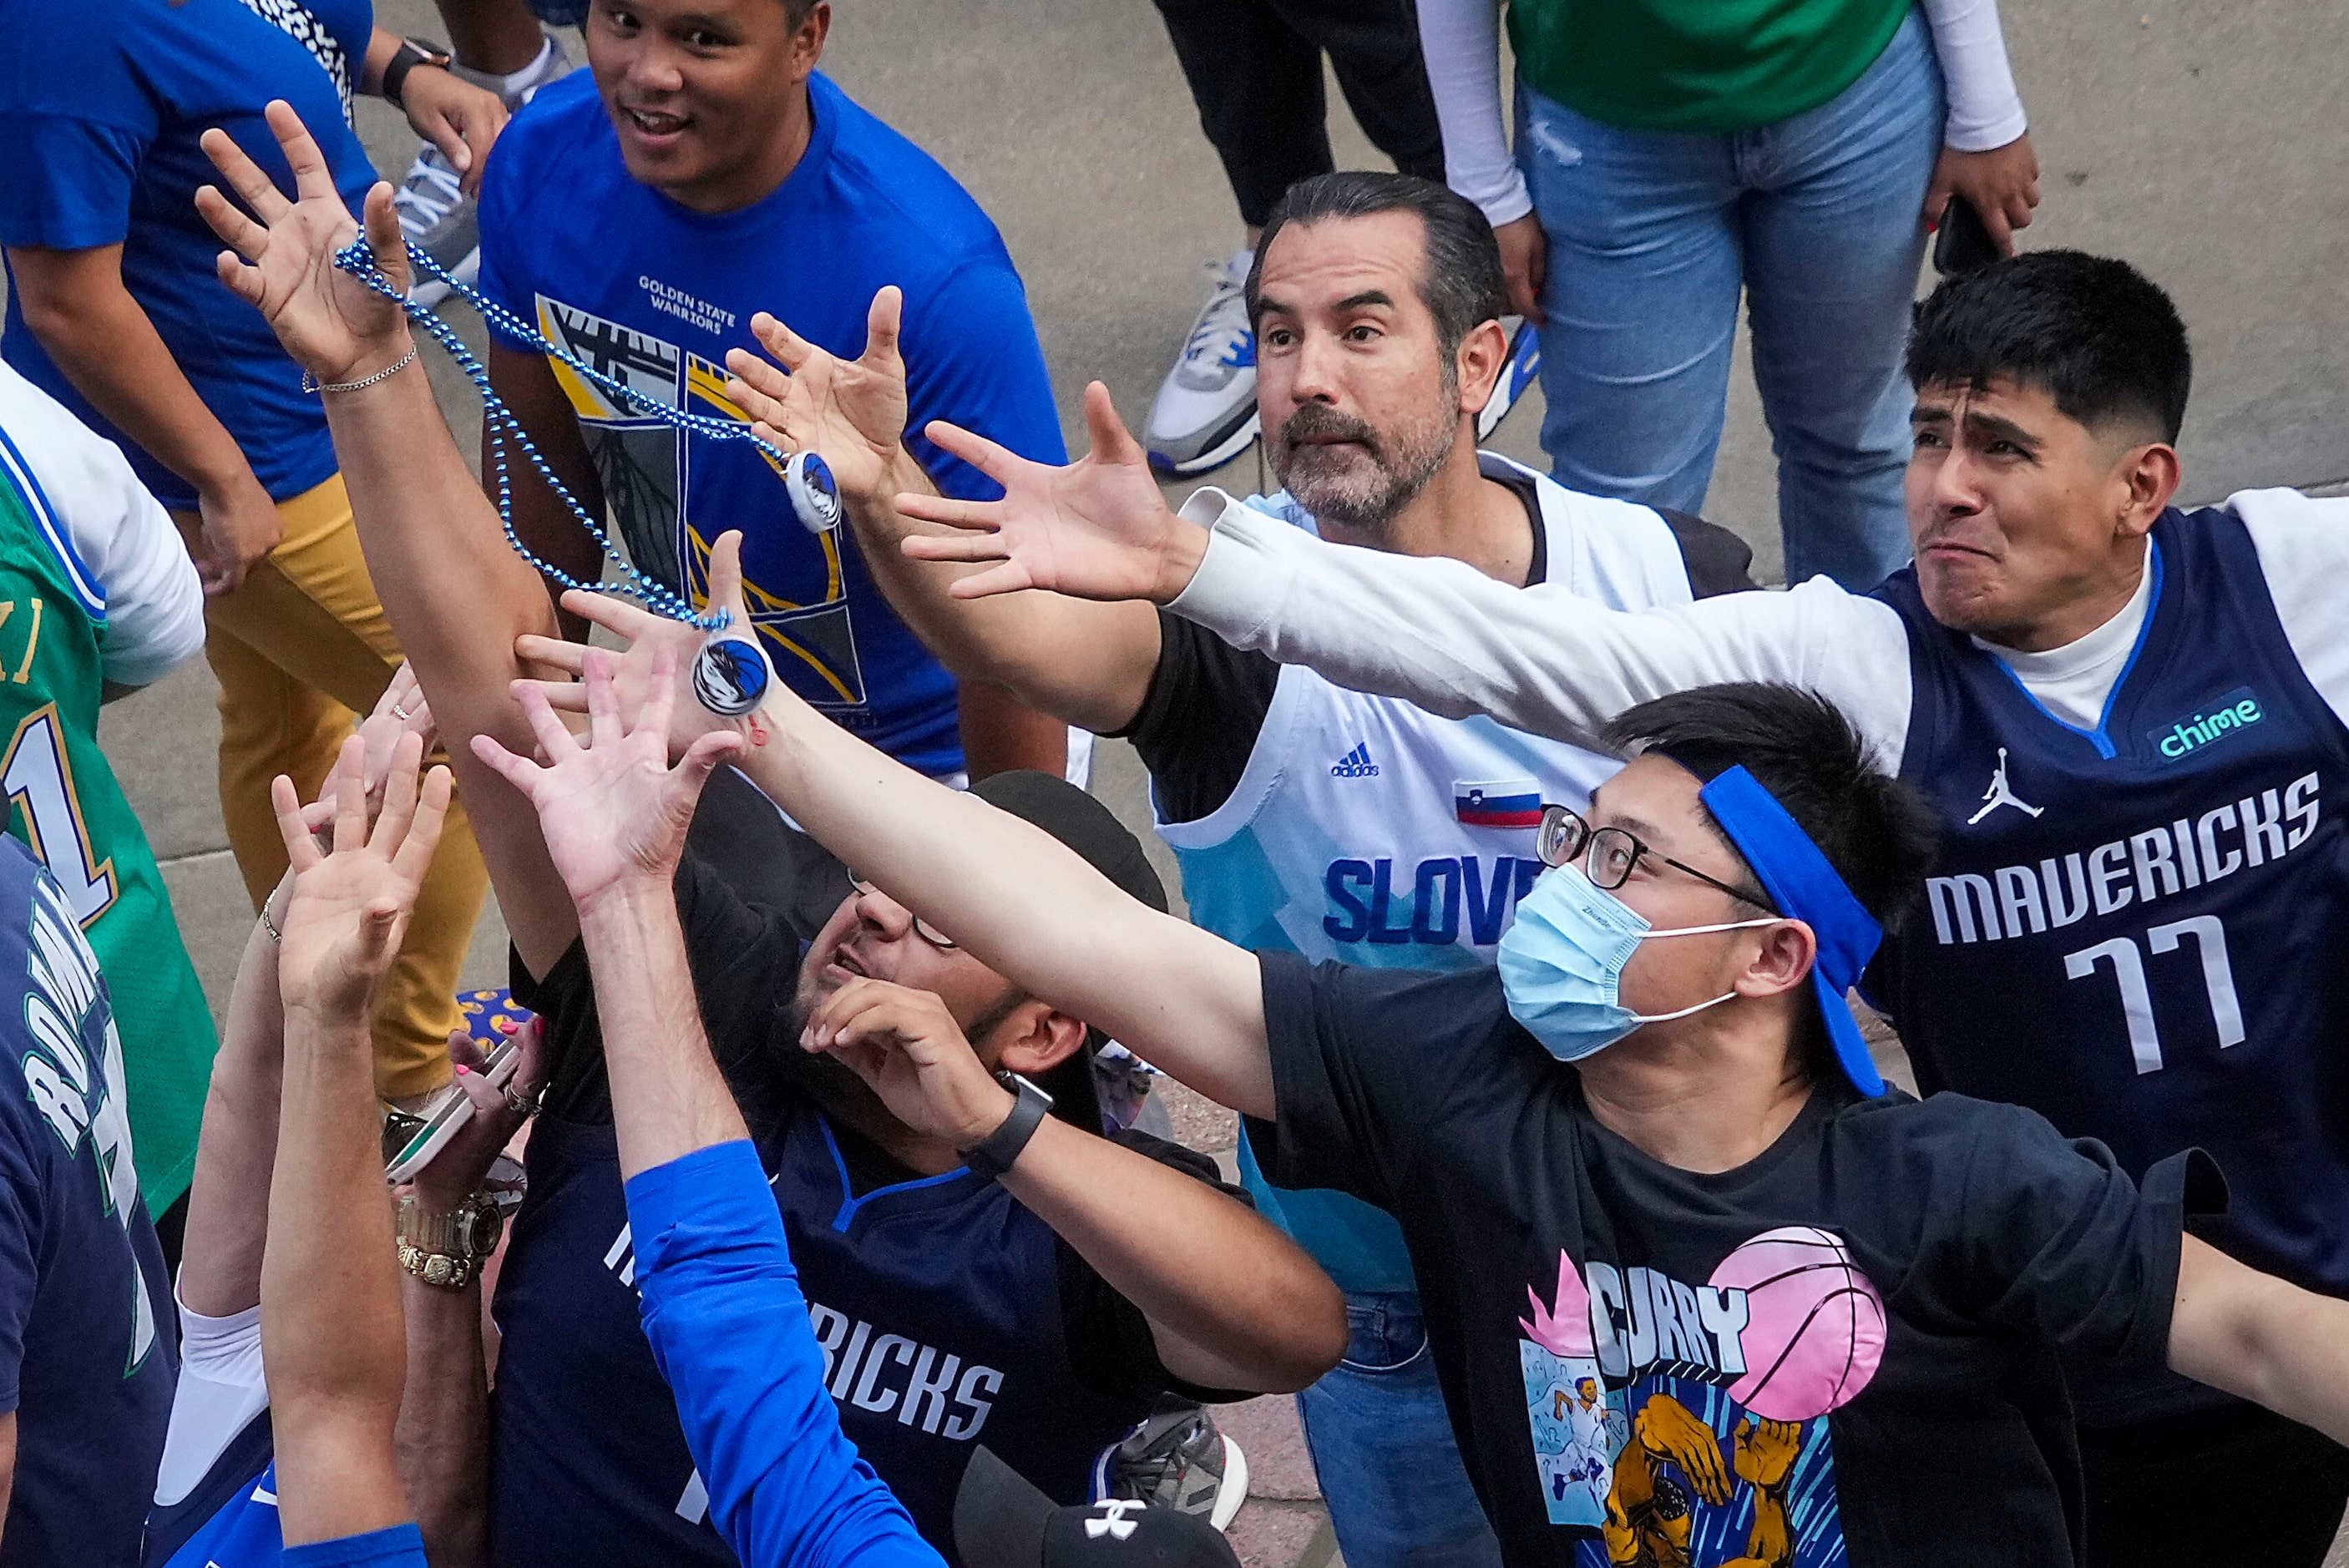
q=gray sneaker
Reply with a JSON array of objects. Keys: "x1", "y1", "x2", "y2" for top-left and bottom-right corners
[
  {"x1": 1144, "y1": 250, "x2": 1259, "y2": 476},
  {"x1": 1096, "y1": 1405, "x2": 1249, "y2": 1531},
  {"x1": 395, "y1": 36, "x2": 570, "y2": 307},
  {"x1": 395, "y1": 143, "x2": 478, "y2": 307}
]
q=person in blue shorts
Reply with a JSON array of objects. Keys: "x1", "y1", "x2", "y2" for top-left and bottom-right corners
[
  {"x1": 476, "y1": 0, "x2": 1077, "y2": 924},
  {"x1": 0, "y1": 837, "x2": 174, "y2": 1565}
]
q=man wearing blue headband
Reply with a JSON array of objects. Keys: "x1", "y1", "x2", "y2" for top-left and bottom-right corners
[{"x1": 518, "y1": 489, "x2": 2349, "y2": 1568}]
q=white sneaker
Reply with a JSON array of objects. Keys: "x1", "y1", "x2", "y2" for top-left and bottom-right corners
[
  {"x1": 1144, "y1": 250, "x2": 1260, "y2": 476},
  {"x1": 1476, "y1": 315, "x2": 1542, "y2": 441},
  {"x1": 397, "y1": 36, "x2": 570, "y2": 308}
]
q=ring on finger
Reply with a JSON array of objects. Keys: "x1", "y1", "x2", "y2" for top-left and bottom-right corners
[{"x1": 503, "y1": 1081, "x2": 544, "y2": 1119}]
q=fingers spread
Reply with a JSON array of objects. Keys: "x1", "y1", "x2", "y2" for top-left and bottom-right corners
[
  {"x1": 514, "y1": 677, "x2": 583, "y2": 761},
  {"x1": 265, "y1": 99, "x2": 340, "y2": 206},
  {"x1": 197, "y1": 128, "x2": 293, "y2": 223},
  {"x1": 945, "y1": 561, "x2": 1038, "y2": 600},
  {"x1": 361, "y1": 182, "x2": 408, "y2": 291},
  {"x1": 1081, "y1": 381, "x2": 1146, "y2": 466},
  {"x1": 864, "y1": 286, "x2": 904, "y2": 367},
  {"x1": 369, "y1": 731, "x2": 427, "y2": 855},
  {"x1": 558, "y1": 588, "x2": 656, "y2": 641},
  {"x1": 389, "y1": 766, "x2": 453, "y2": 885},
  {"x1": 194, "y1": 185, "x2": 270, "y2": 260},
  {"x1": 271, "y1": 773, "x2": 323, "y2": 872},
  {"x1": 919, "y1": 417, "x2": 1015, "y2": 478},
  {"x1": 331, "y1": 734, "x2": 369, "y2": 852},
  {"x1": 708, "y1": 531, "x2": 751, "y2": 622},
  {"x1": 894, "y1": 493, "x2": 1001, "y2": 537},
  {"x1": 748, "y1": 311, "x2": 818, "y2": 373}
]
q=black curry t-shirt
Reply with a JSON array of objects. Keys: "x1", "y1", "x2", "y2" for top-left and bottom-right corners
[{"x1": 1252, "y1": 953, "x2": 2218, "y2": 1568}]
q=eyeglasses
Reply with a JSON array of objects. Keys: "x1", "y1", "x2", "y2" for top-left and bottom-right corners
[
  {"x1": 847, "y1": 875, "x2": 958, "y2": 949},
  {"x1": 1536, "y1": 804, "x2": 1775, "y2": 911}
]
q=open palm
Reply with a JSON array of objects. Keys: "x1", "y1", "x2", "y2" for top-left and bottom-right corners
[
  {"x1": 272, "y1": 733, "x2": 451, "y2": 1020},
  {"x1": 472, "y1": 645, "x2": 744, "y2": 910},
  {"x1": 894, "y1": 381, "x2": 1200, "y2": 604},
  {"x1": 723, "y1": 289, "x2": 909, "y2": 506},
  {"x1": 512, "y1": 531, "x2": 767, "y2": 764},
  {"x1": 197, "y1": 100, "x2": 410, "y2": 384}
]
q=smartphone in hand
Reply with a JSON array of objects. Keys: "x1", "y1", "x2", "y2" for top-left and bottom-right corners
[
  {"x1": 385, "y1": 1036, "x2": 519, "y2": 1184},
  {"x1": 1934, "y1": 194, "x2": 2002, "y2": 276}
]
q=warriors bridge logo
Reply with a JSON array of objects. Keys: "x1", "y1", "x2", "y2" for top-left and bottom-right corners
[{"x1": 1518, "y1": 1230, "x2": 1884, "y2": 1566}]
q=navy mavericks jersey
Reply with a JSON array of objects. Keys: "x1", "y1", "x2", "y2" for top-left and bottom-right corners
[
  {"x1": 1868, "y1": 506, "x2": 2349, "y2": 1422},
  {"x1": 0, "y1": 838, "x2": 174, "y2": 1565},
  {"x1": 492, "y1": 1102, "x2": 1151, "y2": 1568}
]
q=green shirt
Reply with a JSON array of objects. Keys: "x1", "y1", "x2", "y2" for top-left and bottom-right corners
[
  {"x1": 1509, "y1": 0, "x2": 1912, "y2": 133},
  {"x1": 0, "y1": 465, "x2": 216, "y2": 1212}
]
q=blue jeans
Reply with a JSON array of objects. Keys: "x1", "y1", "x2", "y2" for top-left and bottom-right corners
[
  {"x1": 1296, "y1": 1292, "x2": 1502, "y2": 1568},
  {"x1": 1516, "y1": 5, "x2": 1944, "y2": 589}
]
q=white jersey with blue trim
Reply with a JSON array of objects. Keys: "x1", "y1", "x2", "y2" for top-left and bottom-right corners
[{"x1": 1157, "y1": 453, "x2": 1698, "y2": 972}]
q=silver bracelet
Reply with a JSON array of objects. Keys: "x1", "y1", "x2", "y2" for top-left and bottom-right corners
[
  {"x1": 259, "y1": 887, "x2": 285, "y2": 945},
  {"x1": 302, "y1": 346, "x2": 418, "y2": 396}
]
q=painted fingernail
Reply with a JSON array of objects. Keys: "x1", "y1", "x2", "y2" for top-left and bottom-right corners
[{"x1": 455, "y1": 1063, "x2": 471, "y2": 1076}]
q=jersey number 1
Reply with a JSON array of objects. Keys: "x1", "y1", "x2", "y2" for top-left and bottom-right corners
[
  {"x1": 2063, "y1": 915, "x2": 2243, "y2": 1075},
  {"x1": 3, "y1": 705, "x2": 118, "y2": 926}
]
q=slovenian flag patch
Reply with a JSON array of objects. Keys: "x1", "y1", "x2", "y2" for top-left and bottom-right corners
[{"x1": 1455, "y1": 778, "x2": 1542, "y2": 828}]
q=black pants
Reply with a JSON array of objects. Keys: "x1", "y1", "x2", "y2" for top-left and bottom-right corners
[
  {"x1": 1151, "y1": 0, "x2": 1444, "y2": 228},
  {"x1": 2083, "y1": 1402, "x2": 2349, "y2": 1567}
]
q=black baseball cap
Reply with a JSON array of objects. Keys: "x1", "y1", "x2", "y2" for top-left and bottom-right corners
[
  {"x1": 967, "y1": 771, "x2": 1167, "y2": 915},
  {"x1": 955, "y1": 1449, "x2": 1240, "y2": 1568}
]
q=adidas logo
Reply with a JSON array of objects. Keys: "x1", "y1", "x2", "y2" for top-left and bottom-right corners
[{"x1": 1329, "y1": 742, "x2": 1381, "y2": 779}]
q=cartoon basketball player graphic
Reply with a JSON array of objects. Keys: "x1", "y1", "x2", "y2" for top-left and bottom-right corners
[{"x1": 1516, "y1": 1229, "x2": 1886, "y2": 1566}]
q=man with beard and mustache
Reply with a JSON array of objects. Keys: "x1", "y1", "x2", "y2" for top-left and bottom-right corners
[
  {"x1": 716, "y1": 169, "x2": 1754, "y2": 1568},
  {"x1": 878, "y1": 249, "x2": 2349, "y2": 1568},
  {"x1": 188, "y1": 103, "x2": 1348, "y2": 1568}
]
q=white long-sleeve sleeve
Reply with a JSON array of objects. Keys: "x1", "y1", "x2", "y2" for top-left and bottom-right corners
[
  {"x1": 2230, "y1": 488, "x2": 2349, "y2": 730},
  {"x1": 0, "y1": 362, "x2": 204, "y2": 690},
  {"x1": 1420, "y1": 0, "x2": 2029, "y2": 232},
  {"x1": 1166, "y1": 490, "x2": 1919, "y2": 771},
  {"x1": 1417, "y1": 0, "x2": 1529, "y2": 229},
  {"x1": 1921, "y1": 0, "x2": 2028, "y2": 150}
]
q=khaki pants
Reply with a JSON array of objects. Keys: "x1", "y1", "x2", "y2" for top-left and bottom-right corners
[{"x1": 177, "y1": 473, "x2": 489, "y2": 1100}]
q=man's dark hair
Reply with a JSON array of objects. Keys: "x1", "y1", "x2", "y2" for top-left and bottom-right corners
[
  {"x1": 1603, "y1": 685, "x2": 1938, "y2": 1086},
  {"x1": 1906, "y1": 250, "x2": 2192, "y2": 444},
  {"x1": 1245, "y1": 172, "x2": 1506, "y2": 367},
  {"x1": 1601, "y1": 684, "x2": 1939, "y2": 931}
]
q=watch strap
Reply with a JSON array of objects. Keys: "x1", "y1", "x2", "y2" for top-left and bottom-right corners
[
  {"x1": 958, "y1": 1074, "x2": 1052, "y2": 1182},
  {"x1": 382, "y1": 38, "x2": 453, "y2": 111}
]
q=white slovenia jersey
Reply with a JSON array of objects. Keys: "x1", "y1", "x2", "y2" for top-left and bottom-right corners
[{"x1": 1158, "y1": 453, "x2": 1698, "y2": 971}]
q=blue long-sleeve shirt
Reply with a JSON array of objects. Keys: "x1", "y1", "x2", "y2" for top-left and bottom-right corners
[{"x1": 626, "y1": 1141, "x2": 948, "y2": 1568}]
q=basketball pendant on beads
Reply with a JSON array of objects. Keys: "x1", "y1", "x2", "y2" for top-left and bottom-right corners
[{"x1": 692, "y1": 631, "x2": 775, "y2": 717}]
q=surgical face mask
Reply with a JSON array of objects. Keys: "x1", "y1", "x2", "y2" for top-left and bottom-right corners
[{"x1": 1496, "y1": 863, "x2": 1779, "y2": 1064}]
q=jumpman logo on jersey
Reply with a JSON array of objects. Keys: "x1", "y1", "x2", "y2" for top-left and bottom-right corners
[{"x1": 1967, "y1": 747, "x2": 2045, "y2": 825}]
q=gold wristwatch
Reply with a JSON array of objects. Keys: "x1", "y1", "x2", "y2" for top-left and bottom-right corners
[{"x1": 395, "y1": 1191, "x2": 504, "y2": 1289}]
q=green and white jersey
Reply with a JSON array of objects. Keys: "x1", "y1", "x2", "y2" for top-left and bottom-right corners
[{"x1": 0, "y1": 362, "x2": 211, "y2": 1211}]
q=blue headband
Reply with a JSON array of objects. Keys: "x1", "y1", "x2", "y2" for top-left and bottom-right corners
[{"x1": 1696, "y1": 765, "x2": 1887, "y2": 1096}]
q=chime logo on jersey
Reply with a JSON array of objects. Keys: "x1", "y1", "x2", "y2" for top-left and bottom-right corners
[
  {"x1": 1928, "y1": 771, "x2": 2319, "y2": 944},
  {"x1": 2149, "y1": 686, "x2": 2265, "y2": 761},
  {"x1": 1455, "y1": 777, "x2": 1543, "y2": 829},
  {"x1": 1518, "y1": 1232, "x2": 1881, "y2": 1562}
]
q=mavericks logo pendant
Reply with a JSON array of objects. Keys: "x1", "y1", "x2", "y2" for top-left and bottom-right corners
[{"x1": 694, "y1": 633, "x2": 775, "y2": 716}]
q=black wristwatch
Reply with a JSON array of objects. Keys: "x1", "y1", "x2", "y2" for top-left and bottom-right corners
[
  {"x1": 958, "y1": 1072, "x2": 1053, "y2": 1181},
  {"x1": 382, "y1": 37, "x2": 454, "y2": 111}
]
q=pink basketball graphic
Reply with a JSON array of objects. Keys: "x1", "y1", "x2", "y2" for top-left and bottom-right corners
[
  {"x1": 1707, "y1": 1227, "x2": 1886, "y2": 1422},
  {"x1": 1519, "y1": 1250, "x2": 1595, "y2": 1358}
]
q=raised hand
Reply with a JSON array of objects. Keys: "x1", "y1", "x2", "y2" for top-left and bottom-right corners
[
  {"x1": 722, "y1": 289, "x2": 909, "y2": 507},
  {"x1": 512, "y1": 530, "x2": 770, "y2": 763},
  {"x1": 896, "y1": 381, "x2": 1208, "y2": 604},
  {"x1": 407, "y1": 1015, "x2": 547, "y2": 1213},
  {"x1": 270, "y1": 731, "x2": 452, "y2": 1020},
  {"x1": 469, "y1": 644, "x2": 744, "y2": 911},
  {"x1": 195, "y1": 99, "x2": 411, "y2": 385},
  {"x1": 802, "y1": 978, "x2": 1016, "y2": 1149}
]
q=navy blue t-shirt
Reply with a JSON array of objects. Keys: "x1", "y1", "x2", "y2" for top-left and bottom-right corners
[
  {"x1": 0, "y1": 838, "x2": 175, "y2": 1565},
  {"x1": 475, "y1": 69, "x2": 1066, "y2": 776},
  {"x1": 0, "y1": 0, "x2": 377, "y2": 509},
  {"x1": 1254, "y1": 951, "x2": 2212, "y2": 1568}
]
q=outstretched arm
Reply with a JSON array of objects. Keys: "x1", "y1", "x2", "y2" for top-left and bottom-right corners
[
  {"x1": 2169, "y1": 1235, "x2": 2349, "y2": 1445},
  {"x1": 472, "y1": 650, "x2": 944, "y2": 1568},
  {"x1": 893, "y1": 401, "x2": 1915, "y2": 761},
  {"x1": 262, "y1": 736, "x2": 451, "y2": 1548},
  {"x1": 195, "y1": 99, "x2": 580, "y2": 977},
  {"x1": 723, "y1": 296, "x2": 1162, "y2": 736},
  {"x1": 804, "y1": 980, "x2": 1343, "y2": 1391},
  {"x1": 508, "y1": 544, "x2": 1276, "y2": 1120}
]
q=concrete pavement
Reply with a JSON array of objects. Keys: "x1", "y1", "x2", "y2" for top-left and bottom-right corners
[{"x1": 56, "y1": 1, "x2": 2349, "y2": 1562}]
